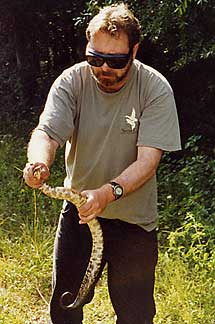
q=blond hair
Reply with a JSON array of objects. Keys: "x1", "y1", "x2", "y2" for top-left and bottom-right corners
[{"x1": 86, "y1": 3, "x2": 141, "y2": 49}]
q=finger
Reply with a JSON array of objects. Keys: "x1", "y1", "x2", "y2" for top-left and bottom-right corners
[
  {"x1": 23, "y1": 162, "x2": 49, "y2": 180},
  {"x1": 23, "y1": 163, "x2": 35, "y2": 175},
  {"x1": 23, "y1": 163, "x2": 47, "y2": 188},
  {"x1": 78, "y1": 204, "x2": 92, "y2": 215},
  {"x1": 33, "y1": 163, "x2": 50, "y2": 180},
  {"x1": 23, "y1": 173, "x2": 43, "y2": 188},
  {"x1": 78, "y1": 212, "x2": 97, "y2": 224},
  {"x1": 78, "y1": 197, "x2": 94, "y2": 214},
  {"x1": 79, "y1": 216, "x2": 96, "y2": 224},
  {"x1": 23, "y1": 166, "x2": 35, "y2": 184}
]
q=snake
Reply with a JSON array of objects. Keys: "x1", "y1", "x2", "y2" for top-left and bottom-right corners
[{"x1": 33, "y1": 169, "x2": 104, "y2": 310}]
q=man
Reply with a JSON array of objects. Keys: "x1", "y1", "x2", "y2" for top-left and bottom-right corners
[{"x1": 23, "y1": 3, "x2": 181, "y2": 324}]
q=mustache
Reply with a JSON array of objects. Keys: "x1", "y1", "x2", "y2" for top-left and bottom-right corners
[{"x1": 99, "y1": 71, "x2": 115, "y2": 77}]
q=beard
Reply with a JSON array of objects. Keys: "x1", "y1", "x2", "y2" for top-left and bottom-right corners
[{"x1": 91, "y1": 58, "x2": 133, "y2": 92}]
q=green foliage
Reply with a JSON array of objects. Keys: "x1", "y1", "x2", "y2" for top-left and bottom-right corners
[
  {"x1": 155, "y1": 253, "x2": 215, "y2": 323},
  {"x1": 77, "y1": 0, "x2": 215, "y2": 70},
  {"x1": 0, "y1": 0, "x2": 214, "y2": 143},
  {"x1": 0, "y1": 134, "x2": 214, "y2": 323},
  {"x1": 156, "y1": 134, "x2": 215, "y2": 322},
  {"x1": 0, "y1": 1, "x2": 214, "y2": 320},
  {"x1": 158, "y1": 135, "x2": 215, "y2": 278},
  {"x1": 131, "y1": 0, "x2": 215, "y2": 70},
  {"x1": 176, "y1": 0, "x2": 210, "y2": 16},
  {"x1": 0, "y1": 135, "x2": 64, "y2": 234}
]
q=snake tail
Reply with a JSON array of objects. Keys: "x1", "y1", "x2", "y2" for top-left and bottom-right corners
[{"x1": 38, "y1": 183, "x2": 104, "y2": 310}]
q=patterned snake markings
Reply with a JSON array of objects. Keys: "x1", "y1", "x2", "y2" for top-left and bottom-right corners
[{"x1": 33, "y1": 169, "x2": 104, "y2": 309}]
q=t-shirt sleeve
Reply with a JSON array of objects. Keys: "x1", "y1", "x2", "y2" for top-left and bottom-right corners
[
  {"x1": 137, "y1": 75, "x2": 181, "y2": 151},
  {"x1": 36, "y1": 70, "x2": 78, "y2": 146}
]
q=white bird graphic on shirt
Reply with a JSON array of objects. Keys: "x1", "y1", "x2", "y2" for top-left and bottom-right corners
[{"x1": 125, "y1": 107, "x2": 138, "y2": 131}]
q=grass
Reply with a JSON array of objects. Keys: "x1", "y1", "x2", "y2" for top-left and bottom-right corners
[
  {"x1": 0, "y1": 134, "x2": 214, "y2": 323},
  {"x1": 154, "y1": 254, "x2": 215, "y2": 324}
]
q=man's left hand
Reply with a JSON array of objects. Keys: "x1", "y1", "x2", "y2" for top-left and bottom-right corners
[{"x1": 78, "y1": 185, "x2": 114, "y2": 224}]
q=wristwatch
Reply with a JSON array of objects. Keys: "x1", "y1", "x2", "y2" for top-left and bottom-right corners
[{"x1": 109, "y1": 181, "x2": 123, "y2": 200}]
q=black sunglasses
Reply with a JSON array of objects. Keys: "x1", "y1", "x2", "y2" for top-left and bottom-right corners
[{"x1": 86, "y1": 48, "x2": 133, "y2": 69}]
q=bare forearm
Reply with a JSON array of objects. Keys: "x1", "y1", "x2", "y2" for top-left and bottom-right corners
[
  {"x1": 78, "y1": 146, "x2": 163, "y2": 223},
  {"x1": 112, "y1": 146, "x2": 163, "y2": 196},
  {"x1": 78, "y1": 158, "x2": 156, "y2": 222},
  {"x1": 23, "y1": 129, "x2": 59, "y2": 188},
  {"x1": 115, "y1": 153, "x2": 161, "y2": 195},
  {"x1": 27, "y1": 129, "x2": 59, "y2": 167},
  {"x1": 99, "y1": 146, "x2": 163, "y2": 203}
]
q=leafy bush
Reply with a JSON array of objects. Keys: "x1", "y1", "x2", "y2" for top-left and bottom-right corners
[
  {"x1": 158, "y1": 135, "x2": 215, "y2": 274},
  {"x1": 0, "y1": 134, "x2": 214, "y2": 323}
]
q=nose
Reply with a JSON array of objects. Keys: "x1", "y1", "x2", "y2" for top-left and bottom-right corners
[{"x1": 101, "y1": 62, "x2": 110, "y2": 71}]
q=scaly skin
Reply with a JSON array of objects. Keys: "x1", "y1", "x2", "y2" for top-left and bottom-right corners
[{"x1": 33, "y1": 169, "x2": 104, "y2": 309}]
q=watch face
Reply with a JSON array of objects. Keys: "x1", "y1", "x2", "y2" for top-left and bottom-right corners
[
  {"x1": 110, "y1": 182, "x2": 123, "y2": 200},
  {"x1": 115, "y1": 187, "x2": 123, "y2": 195}
]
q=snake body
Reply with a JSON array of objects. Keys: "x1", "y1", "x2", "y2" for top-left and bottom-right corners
[{"x1": 39, "y1": 183, "x2": 104, "y2": 309}]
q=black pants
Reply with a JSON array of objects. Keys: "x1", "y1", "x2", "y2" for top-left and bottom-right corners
[{"x1": 49, "y1": 201, "x2": 158, "y2": 324}]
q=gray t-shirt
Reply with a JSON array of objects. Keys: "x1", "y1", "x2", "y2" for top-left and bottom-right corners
[{"x1": 37, "y1": 59, "x2": 181, "y2": 231}]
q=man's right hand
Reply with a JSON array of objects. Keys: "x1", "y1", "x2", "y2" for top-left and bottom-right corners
[{"x1": 23, "y1": 162, "x2": 50, "y2": 188}]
